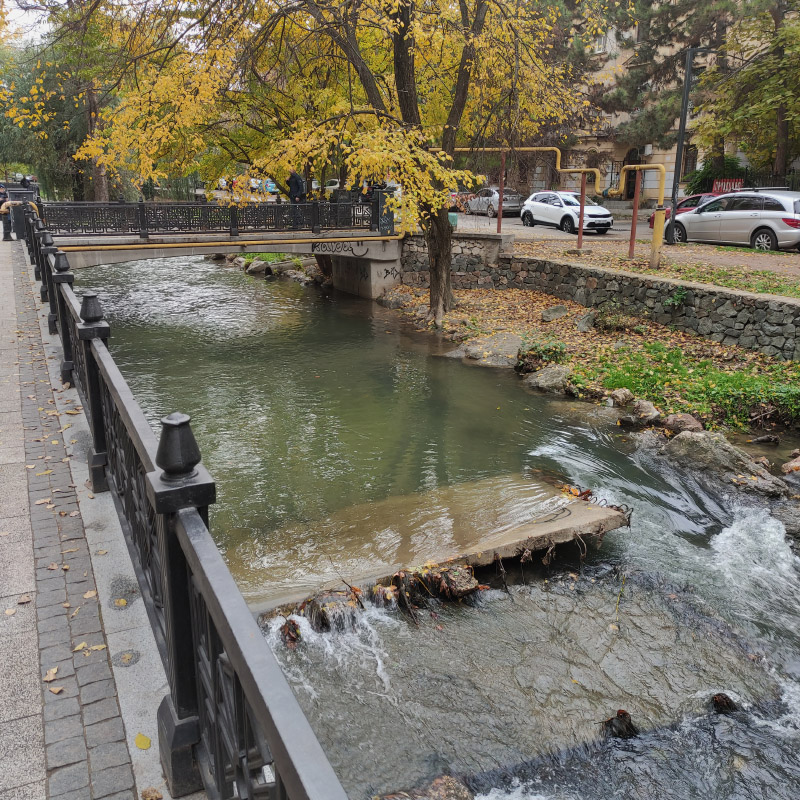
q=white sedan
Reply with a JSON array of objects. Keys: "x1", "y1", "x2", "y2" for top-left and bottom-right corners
[{"x1": 521, "y1": 191, "x2": 614, "y2": 234}]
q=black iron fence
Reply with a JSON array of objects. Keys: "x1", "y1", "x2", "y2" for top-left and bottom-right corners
[
  {"x1": 23, "y1": 206, "x2": 349, "y2": 800},
  {"x1": 40, "y1": 196, "x2": 395, "y2": 238}
]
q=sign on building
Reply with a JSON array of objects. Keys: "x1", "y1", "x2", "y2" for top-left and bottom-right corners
[{"x1": 712, "y1": 178, "x2": 744, "y2": 193}]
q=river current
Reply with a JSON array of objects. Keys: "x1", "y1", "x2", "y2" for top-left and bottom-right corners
[{"x1": 78, "y1": 257, "x2": 800, "y2": 799}]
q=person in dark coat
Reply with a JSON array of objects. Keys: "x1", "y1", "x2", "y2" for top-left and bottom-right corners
[
  {"x1": 20, "y1": 176, "x2": 31, "y2": 189},
  {"x1": 288, "y1": 169, "x2": 306, "y2": 203},
  {"x1": 0, "y1": 185, "x2": 11, "y2": 241}
]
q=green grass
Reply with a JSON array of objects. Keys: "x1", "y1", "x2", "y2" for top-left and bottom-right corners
[
  {"x1": 619, "y1": 260, "x2": 800, "y2": 300},
  {"x1": 569, "y1": 341, "x2": 800, "y2": 428},
  {"x1": 242, "y1": 252, "x2": 288, "y2": 263}
]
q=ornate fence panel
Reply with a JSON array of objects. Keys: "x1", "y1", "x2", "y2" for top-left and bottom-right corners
[
  {"x1": 23, "y1": 206, "x2": 348, "y2": 800},
  {"x1": 40, "y1": 199, "x2": 394, "y2": 238}
]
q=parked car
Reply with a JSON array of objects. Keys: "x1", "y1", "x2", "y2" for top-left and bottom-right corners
[
  {"x1": 672, "y1": 190, "x2": 800, "y2": 251},
  {"x1": 465, "y1": 187, "x2": 522, "y2": 216},
  {"x1": 521, "y1": 191, "x2": 614, "y2": 234},
  {"x1": 648, "y1": 193, "x2": 719, "y2": 228}
]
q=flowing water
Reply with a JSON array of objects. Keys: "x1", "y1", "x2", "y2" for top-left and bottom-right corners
[{"x1": 78, "y1": 257, "x2": 800, "y2": 799}]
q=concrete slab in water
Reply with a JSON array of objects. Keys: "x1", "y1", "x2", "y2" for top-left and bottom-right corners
[{"x1": 440, "y1": 500, "x2": 627, "y2": 570}]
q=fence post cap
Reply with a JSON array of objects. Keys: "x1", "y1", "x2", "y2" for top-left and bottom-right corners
[
  {"x1": 53, "y1": 251, "x2": 71, "y2": 272},
  {"x1": 80, "y1": 292, "x2": 104, "y2": 322},
  {"x1": 156, "y1": 412, "x2": 202, "y2": 481}
]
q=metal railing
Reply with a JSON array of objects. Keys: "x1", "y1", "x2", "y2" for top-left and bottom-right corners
[
  {"x1": 23, "y1": 206, "x2": 348, "y2": 800},
  {"x1": 40, "y1": 196, "x2": 395, "y2": 238}
]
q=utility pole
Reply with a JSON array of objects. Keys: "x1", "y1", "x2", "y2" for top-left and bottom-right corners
[{"x1": 666, "y1": 46, "x2": 711, "y2": 245}]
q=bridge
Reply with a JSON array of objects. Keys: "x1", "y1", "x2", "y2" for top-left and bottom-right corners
[{"x1": 32, "y1": 198, "x2": 404, "y2": 299}]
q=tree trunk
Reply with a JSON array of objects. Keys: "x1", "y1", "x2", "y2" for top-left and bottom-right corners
[
  {"x1": 86, "y1": 87, "x2": 109, "y2": 201},
  {"x1": 424, "y1": 207, "x2": 454, "y2": 327},
  {"x1": 774, "y1": 104, "x2": 789, "y2": 176}
]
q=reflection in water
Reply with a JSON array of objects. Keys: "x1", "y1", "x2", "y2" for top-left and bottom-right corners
[{"x1": 80, "y1": 257, "x2": 800, "y2": 799}]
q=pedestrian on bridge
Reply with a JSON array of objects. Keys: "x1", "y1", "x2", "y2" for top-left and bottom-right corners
[
  {"x1": 288, "y1": 168, "x2": 307, "y2": 230},
  {"x1": 288, "y1": 169, "x2": 306, "y2": 203},
  {"x1": 0, "y1": 185, "x2": 12, "y2": 241}
]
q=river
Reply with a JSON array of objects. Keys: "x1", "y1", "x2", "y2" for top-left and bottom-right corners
[{"x1": 77, "y1": 256, "x2": 800, "y2": 799}]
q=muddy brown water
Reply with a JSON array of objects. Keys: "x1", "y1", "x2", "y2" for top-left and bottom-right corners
[{"x1": 78, "y1": 257, "x2": 800, "y2": 799}]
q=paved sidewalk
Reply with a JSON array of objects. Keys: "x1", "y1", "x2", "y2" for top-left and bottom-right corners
[{"x1": 1, "y1": 240, "x2": 198, "y2": 800}]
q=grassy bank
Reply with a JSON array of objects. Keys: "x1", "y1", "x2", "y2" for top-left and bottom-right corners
[
  {"x1": 390, "y1": 285, "x2": 800, "y2": 430},
  {"x1": 513, "y1": 241, "x2": 800, "y2": 300}
]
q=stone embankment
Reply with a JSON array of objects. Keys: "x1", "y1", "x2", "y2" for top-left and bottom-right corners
[{"x1": 399, "y1": 233, "x2": 800, "y2": 361}]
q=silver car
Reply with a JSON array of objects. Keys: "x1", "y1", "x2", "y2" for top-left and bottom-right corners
[
  {"x1": 521, "y1": 191, "x2": 614, "y2": 234},
  {"x1": 465, "y1": 187, "x2": 522, "y2": 217},
  {"x1": 673, "y1": 190, "x2": 800, "y2": 251}
]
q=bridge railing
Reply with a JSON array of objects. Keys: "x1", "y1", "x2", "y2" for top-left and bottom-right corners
[
  {"x1": 41, "y1": 196, "x2": 395, "y2": 238},
  {"x1": 23, "y1": 207, "x2": 349, "y2": 800}
]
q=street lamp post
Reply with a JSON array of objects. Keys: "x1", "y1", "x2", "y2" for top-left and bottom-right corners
[{"x1": 666, "y1": 46, "x2": 712, "y2": 245}]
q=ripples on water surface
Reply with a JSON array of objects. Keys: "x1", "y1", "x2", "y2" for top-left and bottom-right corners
[{"x1": 80, "y1": 257, "x2": 800, "y2": 799}]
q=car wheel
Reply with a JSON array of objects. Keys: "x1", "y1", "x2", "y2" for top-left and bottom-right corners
[
  {"x1": 522, "y1": 212, "x2": 534, "y2": 227},
  {"x1": 486, "y1": 205, "x2": 496, "y2": 218},
  {"x1": 596, "y1": 229, "x2": 608, "y2": 235},
  {"x1": 560, "y1": 216, "x2": 576, "y2": 234},
  {"x1": 673, "y1": 222, "x2": 687, "y2": 244},
  {"x1": 751, "y1": 228, "x2": 778, "y2": 251}
]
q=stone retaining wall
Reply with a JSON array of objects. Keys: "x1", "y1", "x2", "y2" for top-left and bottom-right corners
[
  {"x1": 399, "y1": 236, "x2": 800, "y2": 360},
  {"x1": 400, "y1": 232, "x2": 513, "y2": 286}
]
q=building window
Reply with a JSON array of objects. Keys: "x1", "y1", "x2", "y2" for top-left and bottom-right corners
[{"x1": 682, "y1": 145, "x2": 698, "y2": 178}]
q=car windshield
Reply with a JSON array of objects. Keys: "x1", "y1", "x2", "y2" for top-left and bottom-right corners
[{"x1": 561, "y1": 194, "x2": 598, "y2": 206}]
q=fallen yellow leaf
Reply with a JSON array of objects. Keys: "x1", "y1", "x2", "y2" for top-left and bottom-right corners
[
  {"x1": 48, "y1": 686, "x2": 64, "y2": 695},
  {"x1": 135, "y1": 732, "x2": 151, "y2": 750},
  {"x1": 89, "y1": 644, "x2": 106, "y2": 651},
  {"x1": 4, "y1": 608, "x2": 16, "y2": 616},
  {"x1": 83, "y1": 590, "x2": 97, "y2": 599},
  {"x1": 73, "y1": 641, "x2": 87, "y2": 652},
  {"x1": 43, "y1": 667, "x2": 58, "y2": 683},
  {"x1": 114, "y1": 598, "x2": 127, "y2": 607},
  {"x1": 17, "y1": 595, "x2": 31, "y2": 604}
]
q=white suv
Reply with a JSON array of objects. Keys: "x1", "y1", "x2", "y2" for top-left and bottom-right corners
[
  {"x1": 674, "y1": 189, "x2": 800, "y2": 251},
  {"x1": 521, "y1": 191, "x2": 614, "y2": 234}
]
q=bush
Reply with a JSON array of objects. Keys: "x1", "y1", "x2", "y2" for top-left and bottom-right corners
[
  {"x1": 518, "y1": 334, "x2": 568, "y2": 369},
  {"x1": 593, "y1": 301, "x2": 642, "y2": 333},
  {"x1": 683, "y1": 156, "x2": 746, "y2": 195}
]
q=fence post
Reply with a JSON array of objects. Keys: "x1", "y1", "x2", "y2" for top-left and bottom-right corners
[
  {"x1": 51, "y1": 252, "x2": 75, "y2": 383},
  {"x1": 146, "y1": 413, "x2": 216, "y2": 797},
  {"x1": 230, "y1": 205, "x2": 239, "y2": 237},
  {"x1": 311, "y1": 200, "x2": 321, "y2": 234},
  {"x1": 138, "y1": 200, "x2": 149, "y2": 239},
  {"x1": 370, "y1": 194, "x2": 379, "y2": 231},
  {"x1": 39, "y1": 233, "x2": 60, "y2": 333},
  {"x1": 75, "y1": 293, "x2": 110, "y2": 492}
]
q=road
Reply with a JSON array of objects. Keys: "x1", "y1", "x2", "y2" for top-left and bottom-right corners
[{"x1": 453, "y1": 210, "x2": 654, "y2": 242}]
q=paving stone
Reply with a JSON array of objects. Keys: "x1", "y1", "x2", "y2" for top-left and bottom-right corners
[
  {"x1": 43, "y1": 714, "x2": 83, "y2": 745},
  {"x1": 41, "y1": 658, "x2": 75, "y2": 680},
  {"x1": 0, "y1": 780, "x2": 46, "y2": 800},
  {"x1": 39, "y1": 642, "x2": 74, "y2": 666},
  {"x1": 74, "y1": 649, "x2": 112, "y2": 674},
  {"x1": 0, "y1": 713, "x2": 45, "y2": 791},
  {"x1": 90, "y1": 764, "x2": 135, "y2": 798},
  {"x1": 43, "y1": 696, "x2": 79, "y2": 723},
  {"x1": 35, "y1": 602, "x2": 68, "y2": 621},
  {"x1": 37, "y1": 613, "x2": 70, "y2": 634},
  {"x1": 42, "y1": 674, "x2": 79, "y2": 703},
  {"x1": 38, "y1": 626, "x2": 72, "y2": 649},
  {"x1": 88, "y1": 740, "x2": 130, "y2": 773},
  {"x1": 96, "y1": 791, "x2": 136, "y2": 800},
  {"x1": 85, "y1": 716, "x2": 125, "y2": 749},
  {"x1": 48, "y1": 761, "x2": 89, "y2": 796},
  {"x1": 82, "y1": 696, "x2": 120, "y2": 727},
  {"x1": 80, "y1": 677, "x2": 116, "y2": 706},
  {"x1": 69, "y1": 610, "x2": 102, "y2": 636},
  {"x1": 46, "y1": 735, "x2": 88, "y2": 769},
  {"x1": 35, "y1": 587, "x2": 66, "y2": 607}
]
